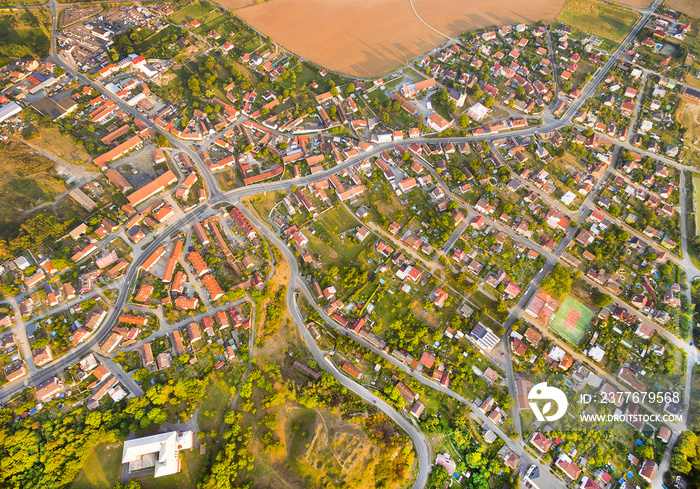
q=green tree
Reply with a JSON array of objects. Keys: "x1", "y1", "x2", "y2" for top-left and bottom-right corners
[
  {"x1": 637, "y1": 445, "x2": 654, "y2": 460},
  {"x1": 593, "y1": 291, "x2": 612, "y2": 308},
  {"x1": 671, "y1": 453, "x2": 692, "y2": 473},
  {"x1": 427, "y1": 466, "x2": 449, "y2": 488}
]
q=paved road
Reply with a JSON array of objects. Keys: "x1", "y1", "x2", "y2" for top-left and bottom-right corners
[
  {"x1": 238, "y1": 202, "x2": 564, "y2": 489},
  {"x1": 93, "y1": 351, "x2": 144, "y2": 397},
  {"x1": 236, "y1": 202, "x2": 432, "y2": 488},
  {"x1": 441, "y1": 221, "x2": 468, "y2": 253},
  {"x1": 1, "y1": 0, "x2": 690, "y2": 485},
  {"x1": 289, "y1": 292, "x2": 431, "y2": 489}
]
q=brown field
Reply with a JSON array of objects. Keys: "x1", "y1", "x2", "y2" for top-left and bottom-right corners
[
  {"x1": 676, "y1": 99, "x2": 700, "y2": 167},
  {"x1": 27, "y1": 126, "x2": 91, "y2": 165},
  {"x1": 666, "y1": 0, "x2": 700, "y2": 17},
  {"x1": 232, "y1": 0, "x2": 567, "y2": 78},
  {"x1": 615, "y1": 0, "x2": 652, "y2": 8},
  {"x1": 218, "y1": 0, "x2": 252, "y2": 8},
  {"x1": 412, "y1": 0, "x2": 565, "y2": 38}
]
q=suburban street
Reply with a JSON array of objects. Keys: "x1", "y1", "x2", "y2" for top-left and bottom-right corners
[{"x1": 1, "y1": 0, "x2": 696, "y2": 486}]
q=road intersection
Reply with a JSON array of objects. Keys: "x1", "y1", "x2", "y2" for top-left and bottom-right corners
[{"x1": 2, "y1": 0, "x2": 696, "y2": 485}]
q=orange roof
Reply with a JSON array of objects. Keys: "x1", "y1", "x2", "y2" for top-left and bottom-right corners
[
  {"x1": 134, "y1": 284, "x2": 153, "y2": 302},
  {"x1": 162, "y1": 240, "x2": 183, "y2": 283},
  {"x1": 174, "y1": 296, "x2": 199, "y2": 310},
  {"x1": 202, "y1": 273, "x2": 223, "y2": 300},
  {"x1": 93, "y1": 365, "x2": 110, "y2": 381},
  {"x1": 93, "y1": 135, "x2": 141, "y2": 169},
  {"x1": 153, "y1": 205, "x2": 173, "y2": 222},
  {"x1": 187, "y1": 251, "x2": 209, "y2": 276},
  {"x1": 182, "y1": 173, "x2": 198, "y2": 189},
  {"x1": 141, "y1": 246, "x2": 165, "y2": 271},
  {"x1": 172, "y1": 330, "x2": 185, "y2": 355},
  {"x1": 127, "y1": 170, "x2": 177, "y2": 206},
  {"x1": 171, "y1": 271, "x2": 186, "y2": 294},
  {"x1": 119, "y1": 315, "x2": 148, "y2": 326}
]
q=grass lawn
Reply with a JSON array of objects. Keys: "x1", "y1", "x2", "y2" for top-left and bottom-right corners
[
  {"x1": 71, "y1": 441, "x2": 122, "y2": 489},
  {"x1": 284, "y1": 407, "x2": 317, "y2": 459},
  {"x1": 677, "y1": 99, "x2": 700, "y2": 170},
  {"x1": 470, "y1": 290, "x2": 496, "y2": 311},
  {"x1": 134, "y1": 24, "x2": 181, "y2": 55},
  {"x1": 557, "y1": 0, "x2": 641, "y2": 43},
  {"x1": 316, "y1": 206, "x2": 358, "y2": 233},
  {"x1": 214, "y1": 167, "x2": 239, "y2": 191},
  {"x1": 368, "y1": 190, "x2": 405, "y2": 225},
  {"x1": 193, "y1": 11, "x2": 230, "y2": 36},
  {"x1": 306, "y1": 206, "x2": 370, "y2": 267},
  {"x1": 307, "y1": 231, "x2": 372, "y2": 269},
  {"x1": 170, "y1": 2, "x2": 215, "y2": 24},
  {"x1": 197, "y1": 374, "x2": 232, "y2": 432},
  {"x1": 549, "y1": 294, "x2": 594, "y2": 345},
  {"x1": 0, "y1": 0, "x2": 46, "y2": 5},
  {"x1": 277, "y1": 63, "x2": 318, "y2": 90},
  {"x1": 138, "y1": 449, "x2": 202, "y2": 489},
  {"x1": 371, "y1": 286, "x2": 416, "y2": 332},
  {"x1": 0, "y1": 9, "x2": 51, "y2": 61},
  {"x1": 245, "y1": 191, "x2": 287, "y2": 219},
  {"x1": 689, "y1": 364, "x2": 700, "y2": 430}
]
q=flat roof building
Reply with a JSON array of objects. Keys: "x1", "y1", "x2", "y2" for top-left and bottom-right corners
[{"x1": 121, "y1": 431, "x2": 193, "y2": 478}]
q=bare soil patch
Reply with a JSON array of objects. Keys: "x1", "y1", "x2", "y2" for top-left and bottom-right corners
[
  {"x1": 233, "y1": 0, "x2": 567, "y2": 77},
  {"x1": 26, "y1": 126, "x2": 91, "y2": 165}
]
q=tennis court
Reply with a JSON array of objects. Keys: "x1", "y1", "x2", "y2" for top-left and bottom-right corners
[{"x1": 549, "y1": 295, "x2": 594, "y2": 345}]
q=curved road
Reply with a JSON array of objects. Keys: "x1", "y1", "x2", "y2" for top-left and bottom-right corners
[
  {"x1": 0, "y1": 0, "x2": 682, "y2": 486},
  {"x1": 289, "y1": 291, "x2": 430, "y2": 489}
]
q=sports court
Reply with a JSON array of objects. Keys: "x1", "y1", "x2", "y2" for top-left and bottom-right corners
[{"x1": 549, "y1": 295, "x2": 594, "y2": 345}]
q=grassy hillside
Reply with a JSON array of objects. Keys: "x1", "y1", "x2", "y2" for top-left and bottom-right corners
[
  {"x1": 557, "y1": 0, "x2": 640, "y2": 43},
  {"x1": 0, "y1": 10, "x2": 51, "y2": 63},
  {"x1": 0, "y1": 141, "x2": 66, "y2": 223}
]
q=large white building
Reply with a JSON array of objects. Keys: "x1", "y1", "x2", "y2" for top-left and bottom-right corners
[
  {"x1": 467, "y1": 102, "x2": 490, "y2": 122},
  {"x1": 122, "y1": 431, "x2": 194, "y2": 478},
  {"x1": 0, "y1": 101, "x2": 22, "y2": 123}
]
